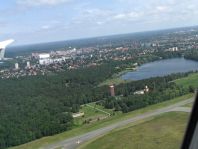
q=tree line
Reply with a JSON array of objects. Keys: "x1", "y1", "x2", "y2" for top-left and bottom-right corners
[
  {"x1": 101, "y1": 73, "x2": 192, "y2": 113},
  {"x1": 0, "y1": 52, "x2": 194, "y2": 148},
  {"x1": 184, "y1": 49, "x2": 198, "y2": 61}
]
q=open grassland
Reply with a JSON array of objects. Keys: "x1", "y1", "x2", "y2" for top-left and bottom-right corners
[
  {"x1": 183, "y1": 102, "x2": 194, "y2": 108},
  {"x1": 79, "y1": 112, "x2": 189, "y2": 149},
  {"x1": 98, "y1": 70, "x2": 133, "y2": 86},
  {"x1": 9, "y1": 94, "x2": 193, "y2": 149},
  {"x1": 88, "y1": 103, "x2": 115, "y2": 114},
  {"x1": 174, "y1": 73, "x2": 198, "y2": 89},
  {"x1": 74, "y1": 103, "x2": 114, "y2": 126},
  {"x1": 98, "y1": 77, "x2": 131, "y2": 86}
]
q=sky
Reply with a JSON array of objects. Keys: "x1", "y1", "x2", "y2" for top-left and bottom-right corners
[{"x1": 0, "y1": 0, "x2": 198, "y2": 46}]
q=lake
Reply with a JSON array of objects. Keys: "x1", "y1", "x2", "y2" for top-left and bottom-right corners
[{"x1": 121, "y1": 58, "x2": 198, "y2": 80}]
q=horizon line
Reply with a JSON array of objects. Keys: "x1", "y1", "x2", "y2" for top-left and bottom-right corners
[{"x1": 9, "y1": 24, "x2": 198, "y2": 48}]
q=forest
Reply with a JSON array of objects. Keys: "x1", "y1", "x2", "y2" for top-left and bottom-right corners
[
  {"x1": 0, "y1": 52, "x2": 196, "y2": 149},
  {"x1": 184, "y1": 49, "x2": 198, "y2": 61},
  {"x1": 102, "y1": 73, "x2": 192, "y2": 113}
]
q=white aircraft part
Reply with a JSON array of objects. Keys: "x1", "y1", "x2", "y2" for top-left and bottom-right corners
[{"x1": 0, "y1": 39, "x2": 14, "y2": 60}]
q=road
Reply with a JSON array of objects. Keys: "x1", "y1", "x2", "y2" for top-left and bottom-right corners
[
  {"x1": 170, "y1": 107, "x2": 192, "y2": 113},
  {"x1": 44, "y1": 98, "x2": 193, "y2": 149}
]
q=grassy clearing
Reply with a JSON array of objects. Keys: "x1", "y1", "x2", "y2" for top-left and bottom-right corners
[
  {"x1": 9, "y1": 94, "x2": 193, "y2": 149},
  {"x1": 88, "y1": 103, "x2": 114, "y2": 114},
  {"x1": 183, "y1": 102, "x2": 194, "y2": 108},
  {"x1": 74, "y1": 103, "x2": 114, "y2": 126},
  {"x1": 98, "y1": 69, "x2": 133, "y2": 86},
  {"x1": 79, "y1": 112, "x2": 189, "y2": 149},
  {"x1": 174, "y1": 73, "x2": 198, "y2": 89},
  {"x1": 98, "y1": 77, "x2": 131, "y2": 86}
]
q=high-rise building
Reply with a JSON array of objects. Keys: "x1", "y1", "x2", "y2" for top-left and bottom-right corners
[
  {"x1": 27, "y1": 61, "x2": 30, "y2": 69},
  {"x1": 109, "y1": 85, "x2": 115, "y2": 96},
  {"x1": 144, "y1": 85, "x2": 149, "y2": 93},
  {"x1": 15, "y1": 63, "x2": 19, "y2": 70},
  {"x1": 38, "y1": 53, "x2": 52, "y2": 65}
]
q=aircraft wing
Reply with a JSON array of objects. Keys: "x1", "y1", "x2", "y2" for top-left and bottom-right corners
[{"x1": 0, "y1": 39, "x2": 15, "y2": 49}]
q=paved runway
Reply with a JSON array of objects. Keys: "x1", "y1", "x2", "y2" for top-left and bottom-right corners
[
  {"x1": 169, "y1": 107, "x2": 192, "y2": 113},
  {"x1": 44, "y1": 98, "x2": 193, "y2": 149}
]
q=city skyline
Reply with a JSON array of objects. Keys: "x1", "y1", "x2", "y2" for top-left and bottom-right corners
[{"x1": 1, "y1": 0, "x2": 198, "y2": 46}]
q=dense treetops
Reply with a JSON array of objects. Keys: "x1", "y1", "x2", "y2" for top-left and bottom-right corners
[
  {"x1": 185, "y1": 49, "x2": 198, "y2": 61},
  {"x1": 0, "y1": 52, "x2": 196, "y2": 148}
]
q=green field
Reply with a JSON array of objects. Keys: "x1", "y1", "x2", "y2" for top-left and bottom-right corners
[
  {"x1": 183, "y1": 102, "x2": 194, "y2": 108},
  {"x1": 74, "y1": 103, "x2": 114, "y2": 126},
  {"x1": 79, "y1": 112, "x2": 189, "y2": 149},
  {"x1": 99, "y1": 77, "x2": 131, "y2": 86},
  {"x1": 88, "y1": 103, "x2": 116, "y2": 114},
  {"x1": 9, "y1": 94, "x2": 193, "y2": 149},
  {"x1": 98, "y1": 70, "x2": 133, "y2": 86},
  {"x1": 175, "y1": 73, "x2": 198, "y2": 89}
]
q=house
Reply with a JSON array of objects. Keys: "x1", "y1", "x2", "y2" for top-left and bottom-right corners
[{"x1": 72, "y1": 112, "x2": 85, "y2": 118}]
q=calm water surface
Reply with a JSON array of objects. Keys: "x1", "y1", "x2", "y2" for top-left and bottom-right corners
[{"x1": 121, "y1": 58, "x2": 198, "y2": 80}]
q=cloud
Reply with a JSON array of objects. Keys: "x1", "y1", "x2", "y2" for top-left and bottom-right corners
[
  {"x1": 113, "y1": 12, "x2": 143, "y2": 21},
  {"x1": 41, "y1": 25, "x2": 51, "y2": 29},
  {"x1": 17, "y1": 0, "x2": 72, "y2": 6},
  {"x1": 3, "y1": 0, "x2": 198, "y2": 45},
  {"x1": 0, "y1": 21, "x2": 7, "y2": 27},
  {"x1": 71, "y1": 8, "x2": 145, "y2": 27},
  {"x1": 156, "y1": 6, "x2": 169, "y2": 12},
  {"x1": 71, "y1": 8, "x2": 113, "y2": 25},
  {"x1": 96, "y1": 21, "x2": 105, "y2": 25}
]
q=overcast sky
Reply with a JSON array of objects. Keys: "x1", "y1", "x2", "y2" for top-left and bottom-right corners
[{"x1": 1, "y1": 0, "x2": 198, "y2": 45}]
